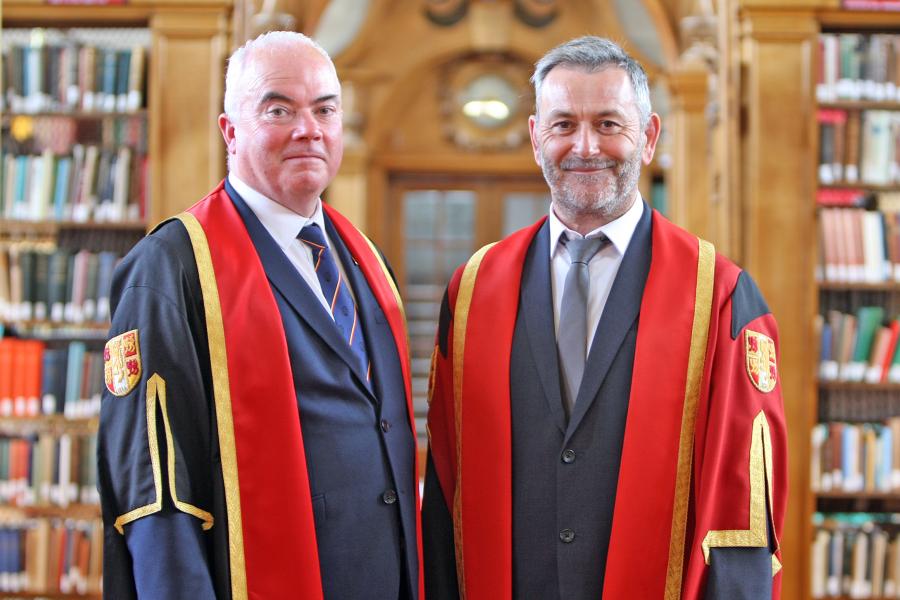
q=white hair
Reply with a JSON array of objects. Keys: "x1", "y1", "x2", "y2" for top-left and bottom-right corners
[{"x1": 223, "y1": 30, "x2": 336, "y2": 118}]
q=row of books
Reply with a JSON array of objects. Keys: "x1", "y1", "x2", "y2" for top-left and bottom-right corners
[
  {"x1": 0, "y1": 245, "x2": 120, "y2": 325},
  {"x1": 0, "y1": 519, "x2": 101, "y2": 595},
  {"x1": 818, "y1": 307, "x2": 900, "y2": 382},
  {"x1": 0, "y1": 339, "x2": 104, "y2": 420},
  {"x1": 818, "y1": 109, "x2": 900, "y2": 186},
  {"x1": 0, "y1": 433, "x2": 98, "y2": 508},
  {"x1": 1, "y1": 146, "x2": 148, "y2": 223},
  {"x1": 8, "y1": 112, "x2": 149, "y2": 158},
  {"x1": 817, "y1": 33, "x2": 900, "y2": 102},
  {"x1": 812, "y1": 420, "x2": 900, "y2": 493},
  {"x1": 817, "y1": 207, "x2": 900, "y2": 284},
  {"x1": 811, "y1": 515, "x2": 900, "y2": 598},
  {"x1": 2, "y1": 40, "x2": 146, "y2": 114},
  {"x1": 819, "y1": 390, "x2": 900, "y2": 422}
]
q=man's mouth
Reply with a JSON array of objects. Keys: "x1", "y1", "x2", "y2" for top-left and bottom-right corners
[{"x1": 561, "y1": 159, "x2": 616, "y2": 173}]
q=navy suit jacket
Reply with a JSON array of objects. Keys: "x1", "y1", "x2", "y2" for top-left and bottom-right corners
[{"x1": 99, "y1": 184, "x2": 418, "y2": 600}]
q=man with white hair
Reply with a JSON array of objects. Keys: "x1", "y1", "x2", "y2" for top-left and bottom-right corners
[
  {"x1": 99, "y1": 31, "x2": 421, "y2": 599},
  {"x1": 423, "y1": 36, "x2": 787, "y2": 598}
]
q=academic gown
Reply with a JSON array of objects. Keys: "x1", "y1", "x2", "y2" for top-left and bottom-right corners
[
  {"x1": 98, "y1": 181, "x2": 424, "y2": 599},
  {"x1": 423, "y1": 205, "x2": 787, "y2": 599}
]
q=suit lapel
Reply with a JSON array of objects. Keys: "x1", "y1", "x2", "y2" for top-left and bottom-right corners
[
  {"x1": 224, "y1": 182, "x2": 373, "y2": 393},
  {"x1": 520, "y1": 222, "x2": 568, "y2": 434},
  {"x1": 566, "y1": 202, "x2": 653, "y2": 438}
]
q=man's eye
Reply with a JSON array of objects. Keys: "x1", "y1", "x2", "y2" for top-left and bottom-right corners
[
  {"x1": 317, "y1": 106, "x2": 336, "y2": 116},
  {"x1": 552, "y1": 121, "x2": 573, "y2": 130},
  {"x1": 598, "y1": 120, "x2": 620, "y2": 130},
  {"x1": 267, "y1": 107, "x2": 289, "y2": 117}
]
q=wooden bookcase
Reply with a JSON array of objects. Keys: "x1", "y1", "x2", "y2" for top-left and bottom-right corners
[
  {"x1": 737, "y1": 2, "x2": 900, "y2": 598},
  {"x1": 0, "y1": 1, "x2": 229, "y2": 596},
  {"x1": 812, "y1": 16, "x2": 900, "y2": 599},
  {"x1": 3, "y1": 0, "x2": 231, "y2": 225}
]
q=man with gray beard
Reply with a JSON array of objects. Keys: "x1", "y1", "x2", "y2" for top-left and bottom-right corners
[{"x1": 423, "y1": 36, "x2": 787, "y2": 599}]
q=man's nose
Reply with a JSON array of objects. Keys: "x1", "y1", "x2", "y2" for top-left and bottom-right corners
[
  {"x1": 291, "y1": 111, "x2": 322, "y2": 140},
  {"x1": 571, "y1": 125, "x2": 600, "y2": 158}
]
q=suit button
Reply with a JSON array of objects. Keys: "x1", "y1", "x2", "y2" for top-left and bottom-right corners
[
  {"x1": 380, "y1": 419, "x2": 391, "y2": 433},
  {"x1": 561, "y1": 449, "x2": 576, "y2": 464},
  {"x1": 559, "y1": 528, "x2": 575, "y2": 543},
  {"x1": 382, "y1": 490, "x2": 398, "y2": 504}
]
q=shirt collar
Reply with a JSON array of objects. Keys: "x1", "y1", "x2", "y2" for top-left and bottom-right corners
[
  {"x1": 548, "y1": 195, "x2": 644, "y2": 258},
  {"x1": 228, "y1": 173, "x2": 326, "y2": 252}
]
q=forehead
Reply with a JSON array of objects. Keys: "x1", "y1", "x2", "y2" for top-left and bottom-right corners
[
  {"x1": 240, "y1": 45, "x2": 340, "y2": 102},
  {"x1": 537, "y1": 66, "x2": 636, "y2": 115}
]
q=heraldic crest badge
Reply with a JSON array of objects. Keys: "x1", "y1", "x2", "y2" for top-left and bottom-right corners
[
  {"x1": 745, "y1": 329, "x2": 777, "y2": 393},
  {"x1": 104, "y1": 329, "x2": 142, "y2": 397}
]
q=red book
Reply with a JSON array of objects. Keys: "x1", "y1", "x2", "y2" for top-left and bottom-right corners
[
  {"x1": 819, "y1": 108, "x2": 849, "y2": 124},
  {"x1": 883, "y1": 319, "x2": 900, "y2": 382},
  {"x1": 11, "y1": 339, "x2": 28, "y2": 417},
  {"x1": 0, "y1": 340, "x2": 14, "y2": 417},
  {"x1": 51, "y1": 525, "x2": 66, "y2": 593},
  {"x1": 842, "y1": 0, "x2": 900, "y2": 11},
  {"x1": 816, "y1": 188, "x2": 867, "y2": 207},
  {"x1": 24, "y1": 340, "x2": 44, "y2": 417}
]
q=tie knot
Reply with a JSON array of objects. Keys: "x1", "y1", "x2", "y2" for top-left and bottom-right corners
[
  {"x1": 565, "y1": 235, "x2": 608, "y2": 265},
  {"x1": 298, "y1": 222, "x2": 328, "y2": 249}
]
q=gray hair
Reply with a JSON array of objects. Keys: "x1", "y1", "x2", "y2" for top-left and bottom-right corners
[
  {"x1": 531, "y1": 36, "x2": 651, "y2": 125},
  {"x1": 223, "y1": 30, "x2": 335, "y2": 118}
]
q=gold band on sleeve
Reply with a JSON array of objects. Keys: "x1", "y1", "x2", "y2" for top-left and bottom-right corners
[
  {"x1": 113, "y1": 373, "x2": 165, "y2": 534},
  {"x1": 701, "y1": 410, "x2": 779, "y2": 577},
  {"x1": 113, "y1": 373, "x2": 213, "y2": 533}
]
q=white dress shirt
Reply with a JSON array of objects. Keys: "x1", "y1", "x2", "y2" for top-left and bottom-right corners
[
  {"x1": 228, "y1": 173, "x2": 353, "y2": 317},
  {"x1": 549, "y1": 196, "x2": 644, "y2": 354}
]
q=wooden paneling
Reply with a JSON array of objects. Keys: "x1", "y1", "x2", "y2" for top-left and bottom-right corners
[
  {"x1": 739, "y1": 7, "x2": 820, "y2": 600},
  {"x1": 668, "y1": 64, "x2": 712, "y2": 239},
  {"x1": 150, "y1": 9, "x2": 229, "y2": 224}
]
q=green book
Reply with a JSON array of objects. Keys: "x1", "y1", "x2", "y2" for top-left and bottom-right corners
[
  {"x1": 32, "y1": 249, "x2": 50, "y2": 321},
  {"x1": 47, "y1": 249, "x2": 70, "y2": 323},
  {"x1": 0, "y1": 438, "x2": 9, "y2": 490},
  {"x1": 82, "y1": 252, "x2": 99, "y2": 322},
  {"x1": 63, "y1": 252, "x2": 76, "y2": 322},
  {"x1": 850, "y1": 306, "x2": 885, "y2": 380},
  {"x1": 18, "y1": 248, "x2": 35, "y2": 321}
]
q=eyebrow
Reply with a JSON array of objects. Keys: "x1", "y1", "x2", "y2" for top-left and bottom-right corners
[
  {"x1": 258, "y1": 91, "x2": 294, "y2": 107},
  {"x1": 545, "y1": 109, "x2": 575, "y2": 120},
  {"x1": 257, "y1": 92, "x2": 339, "y2": 107},
  {"x1": 545, "y1": 107, "x2": 628, "y2": 121},
  {"x1": 314, "y1": 94, "x2": 339, "y2": 105}
]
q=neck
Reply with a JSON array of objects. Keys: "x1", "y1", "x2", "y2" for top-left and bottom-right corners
[
  {"x1": 552, "y1": 195, "x2": 636, "y2": 235},
  {"x1": 228, "y1": 171, "x2": 320, "y2": 217},
  {"x1": 273, "y1": 196, "x2": 319, "y2": 218}
]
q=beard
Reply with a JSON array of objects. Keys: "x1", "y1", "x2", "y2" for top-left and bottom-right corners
[{"x1": 539, "y1": 139, "x2": 644, "y2": 223}]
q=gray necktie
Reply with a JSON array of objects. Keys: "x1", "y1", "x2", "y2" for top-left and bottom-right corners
[{"x1": 557, "y1": 235, "x2": 609, "y2": 414}]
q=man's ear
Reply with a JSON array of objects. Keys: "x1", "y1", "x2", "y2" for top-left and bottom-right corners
[
  {"x1": 641, "y1": 113, "x2": 662, "y2": 165},
  {"x1": 528, "y1": 114, "x2": 541, "y2": 167},
  {"x1": 218, "y1": 113, "x2": 237, "y2": 155}
]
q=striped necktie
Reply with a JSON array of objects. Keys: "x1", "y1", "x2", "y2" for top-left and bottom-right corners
[{"x1": 297, "y1": 223, "x2": 371, "y2": 386}]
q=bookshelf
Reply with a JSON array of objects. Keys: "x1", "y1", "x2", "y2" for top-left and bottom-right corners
[
  {"x1": 0, "y1": 1, "x2": 230, "y2": 596},
  {"x1": 731, "y1": 2, "x2": 900, "y2": 597},
  {"x1": 810, "y1": 14, "x2": 900, "y2": 599}
]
